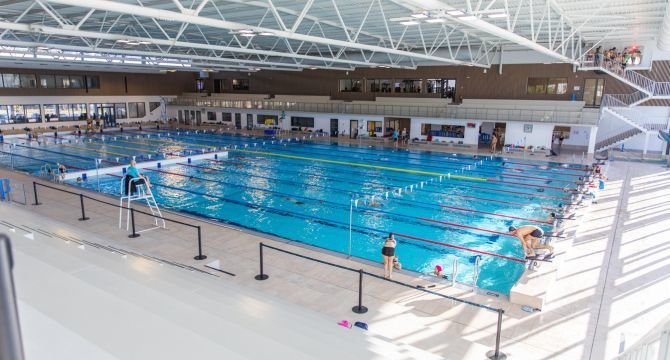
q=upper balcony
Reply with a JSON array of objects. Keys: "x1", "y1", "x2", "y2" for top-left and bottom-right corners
[{"x1": 167, "y1": 96, "x2": 598, "y2": 126}]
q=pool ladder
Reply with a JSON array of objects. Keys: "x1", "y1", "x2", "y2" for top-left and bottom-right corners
[{"x1": 119, "y1": 177, "x2": 166, "y2": 233}]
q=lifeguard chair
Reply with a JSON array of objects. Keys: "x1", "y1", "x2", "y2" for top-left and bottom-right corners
[{"x1": 119, "y1": 175, "x2": 165, "y2": 233}]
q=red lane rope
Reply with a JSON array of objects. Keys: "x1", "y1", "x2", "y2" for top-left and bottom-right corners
[
  {"x1": 457, "y1": 194, "x2": 558, "y2": 211},
  {"x1": 495, "y1": 171, "x2": 575, "y2": 183},
  {"x1": 439, "y1": 205, "x2": 553, "y2": 224},
  {"x1": 467, "y1": 184, "x2": 569, "y2": 200},
  {"x1": 417, "y1": 217, "x2": 513, "y2": 237},
  {"x1": 486, "y1": 178, "x2": 567, "y2": 191},
  {"x1": 393, "y1": 232, "x2": 526, "y2": 263},
  {"x1": 504, "y1": 160, "x2": 588, "y2": 172}
]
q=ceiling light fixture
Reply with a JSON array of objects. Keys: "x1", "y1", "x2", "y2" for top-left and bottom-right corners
[
  {"x1": 446, "y1": 10, "x2": 464, "y2": 16},
  {"x1": 460, "y1": 16, "x2": 478, "y2": 21},
  {"x1": 259, "y1": 31, "x2": 274, "y2": 36},
  {"x1": 238, "y1": 29, "x2": 254, "y2": 34},
  {"x1": 411, "y1": 12, "x2": 429, "y2": 19},
  {"x1": 425, "y1": 18, "x2": 446, "y2": 23},
  {"x1": 239, "y1": 33, "x2": 256, "y2": 37},
  {"x1": 116, "y1": 39, "x2": 129, "y2": 43},
  {"x1": 400, "y1": 20, "x2": 420, "y2": 25}
]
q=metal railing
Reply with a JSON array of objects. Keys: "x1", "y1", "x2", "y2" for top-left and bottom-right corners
[
  {"x1": 169, "y1": 97, "x2": 595, "y2": 125},
  {"x1": 0, "y1": 234, "x2": 25, "y2": 360},
  {"x1": 254, "y1": 242, "x2": 508, "y2": 360},
  {"x1": 31, "y1": 181, "x2": 208, "y2": 261}
]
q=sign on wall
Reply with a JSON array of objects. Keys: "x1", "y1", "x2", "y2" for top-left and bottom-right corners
[{"x1": 524, "y1": 124, "x2": 533, "y2": 133}]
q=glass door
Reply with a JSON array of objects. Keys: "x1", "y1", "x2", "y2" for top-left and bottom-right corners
[
  {"x1": 330, "y1": 119, "x2": 338, "y2": 137},
  {"x1": 584, "y1": 79, "x2": 605, "y2": 107},
  {"x1": 349, "y1": 120, "x2": 358, "y2": 139}
]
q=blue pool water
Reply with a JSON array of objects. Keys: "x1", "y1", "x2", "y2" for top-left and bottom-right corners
[{"x1": 0, "y1": 129, "x2": 587, "y2": 294}]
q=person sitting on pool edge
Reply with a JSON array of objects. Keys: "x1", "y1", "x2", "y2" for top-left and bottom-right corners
[
  {"x1": 509, "y1": 225, "x2": 554, "y2": 258},
  {"x1": 127, "y1": 159, "x2": 151, "y2": 189}
]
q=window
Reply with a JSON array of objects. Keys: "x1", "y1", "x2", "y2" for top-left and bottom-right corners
[
  {"x1": 421, "y1": 124, "x2": 465, "y2": 138},
  {"x1": 207, "y1": 111, "x2": 217, "y2": 121},
  {"x1": 367, "y1": 121, "x2": 382, "y2": 134},
  {"x1": 43, "y1": 104, "x2": 59, "y2": 121},
  {"x1": 2, "y1": 74, "x2": 20, "y2": 88},
  {"x1": 0, "y1": 106, "x2": 9, "y2": 124},
  {"x1": 290, "y1": 116, "x2": 314, "y2": 128},
  {"x1": 40, "y1": 75, "x2": 56, "y2": 88},
  {"x1": 257, "y1": 114, "x2": 278, "y2": 125},
  {"x1": 128, "y1": 102, "x2": 146, "y2": 118},
  {"x1": 213, "y1": 79, "x2": 224, "y2": 93},
  {"x1": 69, "y1": 75, "x2": 84, "y2": 89},
  {"x1": 339, "y1": 79, "x2": 362, "y2": 92},
  {"x1": 221, "y1": 112, "x2": 232, "y2": 122},
  {"x1": 24, "y1": 104, "x2": 41, "y2": 122},
  {"x1": 72, "y1": 103, "x2": 87, "y2": 120},
  {"x1": 196, "y1": 78, "x2": 205, "y2": 92},
  {"x1": 58, "y1": 104, "x2": 74, "y2": 121},
  {"x1": 19, "y1": 74, "x2": 36, "y2": 88},
  {"x1": 232, "y1": 79, "x2": 249, "y2": 91},
  {"x1": 149, "y1": 102, "x2": 161, "y2": 112},
  {"x1": 115, "y1": 103, "x2": 127, "y2": 119},
  {"x1": 396, "y1": 79, "x2": 422, "y2": 93},
  {"x1": 527, "y1": 77, "x2": 567, "y2": 95},
  {"x1": 10, "y1": 105, "x2": 26, "y2": 123},
  {"x1": 584, "y1": 79, "x2": 605, "y2": 107},
  {"x1": 86, "y1": 75, "x2": 100, "y2": 89},
  {"x1": 55, "y1": 75, "x2": 70, "y2": 88},
  {"x1": 368, "y1": 79, "x2": 392, "y2": 93}
]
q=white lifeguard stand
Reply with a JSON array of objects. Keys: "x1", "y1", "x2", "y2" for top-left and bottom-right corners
[{"x1": 119, "y1": 176, "x2": 166, "y2": 232}]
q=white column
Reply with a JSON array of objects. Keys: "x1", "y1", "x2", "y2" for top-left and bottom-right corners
[
  {"x1": 587, "y1": 126, "x2": 598, "y2": 154},
  {"x1": 643, "y1": 132, "x2": 650, "y2": 155}
]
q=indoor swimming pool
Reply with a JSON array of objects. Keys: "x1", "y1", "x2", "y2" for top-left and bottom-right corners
[{"x1": 0, "y1": 129, "x2": 588, "y2": 294}]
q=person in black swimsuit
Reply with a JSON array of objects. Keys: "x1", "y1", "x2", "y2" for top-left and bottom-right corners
[
  {"x1": 509, "y1": 225, "x2": 554, "y2": 258},
  {"x1": 381, "y1": 233, "x2": 397, "y2": 279}
]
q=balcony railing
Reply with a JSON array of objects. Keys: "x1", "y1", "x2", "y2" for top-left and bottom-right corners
[{"x1": 168, "y1": 97, "x2": 596, "y2": 125}]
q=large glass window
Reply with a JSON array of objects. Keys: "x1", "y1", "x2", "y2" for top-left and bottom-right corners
[
  {"x1": 232, "y1": 79, "x2": 249, "y2": 90},
  {"x1": 58, "y1": 104, "x2": 74, "y2": 121},
  {"x1": 367, "y1": 120, "x2": 382, "y2": 135},
  {"x1": 72, "y1": 103, "x2": 87, "y2": 120},
  {"x1": 10, "y1": 105, "x2": 26, "y2": 123},
  {"x1": 0, "y1": 106, "x2": 9, "y2": 124},
  {"x1": 396, "y1": 79, "x2": 422, "y2": 93},
  {"x1": 115, "y1": 103, "x2": 127, "y2": 119},
  {"x1": 421, "y1": 124, "x2": 465, "y2": 138},
  {"x1": 40, "y1": 75, "x2": 56, "y2": 88},
  {"x1": 527, "y1": 77, "x2": 567, "y2": 95},
  {"x1": 2, "y1": 74, "x2": 20, "y2": 88},
  {"x1": 43, "y1": 104, "x2": 59, "y2": 121},
  {"x1": 290, "y1": 116, "x2": 315, "y2": 127},
  {"x1": 368, "y1": 79, "x2": 392, "y2": 93},
  {"x1": 86, "y1": 75, "x2": 100, "y2": 89},
  {"x1": 19, "y1": 74, "x2": 37, "y2": 88},
  {"x1": 127, "y1": 102, "x2": 146, "y2": 118},
  {"x1": 339, "y1": 79, "x2": 362, "y2": 92},
  {"x1": 24, "y1": 104, "x2": 41, "y2": 122},
  {"x1": 55, "y1": 75, "x2": 70, "y2": 88},
  {"x1": 221, "y1": 112, "x2": 232, "y2": 122},
  {"x1": 69, "y1": 75, "x2": 84, "y2": 89},
  {"x1": 207, "y1": 111, "x2": 216, "y2": 121},
  {"x1": 584, "y1": 79, "x2": 605, "y2": 107}
]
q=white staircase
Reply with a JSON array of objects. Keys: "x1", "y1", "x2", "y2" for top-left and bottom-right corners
[{"x1": 581, "y1": 58, "x2": 670, "y2": 152}]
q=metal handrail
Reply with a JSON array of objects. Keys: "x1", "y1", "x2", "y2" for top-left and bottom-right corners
[{"x1": 0, "y1": 234, "x2": 25, "y2": 360}]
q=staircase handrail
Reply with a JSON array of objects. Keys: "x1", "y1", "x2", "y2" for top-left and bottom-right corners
[
  {"x1": 602, "y1": 92, "x2": 647, "y2": 107},
  {"x1": 653, "y1": 81, "x2": 670, "y2": 97}
]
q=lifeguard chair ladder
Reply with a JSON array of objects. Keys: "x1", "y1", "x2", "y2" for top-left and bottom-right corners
[{"x1": 119, "y1": 177, "x2": 166, "y2": 233}]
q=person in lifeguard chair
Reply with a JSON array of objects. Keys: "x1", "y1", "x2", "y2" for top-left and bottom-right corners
[{"x1": 123, "y1": 160, "x2": 151, "y2": 195}]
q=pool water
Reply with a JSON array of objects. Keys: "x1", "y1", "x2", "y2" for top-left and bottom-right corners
[{"x1": 0, "y1": 129, "x2": 587, "y2": 294}]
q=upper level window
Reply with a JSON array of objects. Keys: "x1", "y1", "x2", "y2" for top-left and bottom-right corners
[
  {"x1": 232, "y1": 79, "x2": 249, "y2": 91},
  {"x1": 527, "y1": 77, "x2": 567, "y2": 95},
  {"x1": 395, "y1": 79, "x2": 422, "y2": 93},
  {"x1": 368, "y1": 79, "x2": 391, "y2": 93},
  {"x1": 1, "y1": 74, "x2": 20, "y2": 88},
  {"x1": 339, "y1": 79, "x2": 362, "y2": 92},
  {"x1": 86, "y1": 75, "x2": 100, "y2": 89},
  {"x1": 40, "y1": 75, "x2": 56, "y2": 88}
]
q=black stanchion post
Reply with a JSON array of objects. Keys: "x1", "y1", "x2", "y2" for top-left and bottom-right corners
[
  {"x1": 352, "y1": 269, "x2": 368, "y2": 314},
  {"x1": 128, "y1": 208, "x2": 140, "y2": 238},
  {"x1": 254, "y1": 243, "x2": 269, "y2": 280},
  {"x1": 78, "y1": 194, "x2": 89, "y2": 221},
  {"x1": 193, "y1": 226, "x2": 207, "y2": 260},
  {"x1": 32, "y1": 182, "x2": 40, "y2": 205},
  {"x1": 486, "y1": 309, "x2": 507, "y2": 360}
]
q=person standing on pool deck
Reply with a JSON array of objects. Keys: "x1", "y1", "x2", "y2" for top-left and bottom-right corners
[
  {"x1": 127, "y1": 160, "x2": 151, "y2": 189},
  {"x1": 509, "y1": 225, "x2": 554, "y2": 258},
  {"x1": 491, "y1": 133, "x2": 498, "y2": 153},
  {"x1": 392, "y1": 129, "x2": 399, "y2": 148},
  {"x1": 381, "y1": 233, "x2": 397, "y2": 279}
]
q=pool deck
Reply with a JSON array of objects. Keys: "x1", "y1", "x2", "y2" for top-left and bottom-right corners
[{"x1": 1, "y1": 131, "x2": 669, "y2": 359}]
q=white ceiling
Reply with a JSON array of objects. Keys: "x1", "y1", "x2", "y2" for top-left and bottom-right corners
[{"x1": 0, "y1": 0, "x2": 666, "y2": 73}]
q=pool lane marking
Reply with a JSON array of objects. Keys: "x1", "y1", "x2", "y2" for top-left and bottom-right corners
[
  {"x1": 233, "y1": 149, "x2": 488, "y2": 181},
  {"x1": 188, "y1": 161, "x2": 561, "y2": 216},
  {"x1": 438, "y1": 205, "x2": 553, "y2": 225},
  {"x1": 104, "y1": 171, "x2": 526, "y2": 263},
  {"x1": 85, "y1": 134, "x2": 201, "y2": 154}
]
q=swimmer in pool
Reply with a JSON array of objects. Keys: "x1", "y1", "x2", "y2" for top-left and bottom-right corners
[
  {"x1": 189, "y1": 176, "x2": 201, "y2": 184},
  {"x1": 509, "y1": 225, "x2": 554, "y2": 258}
]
